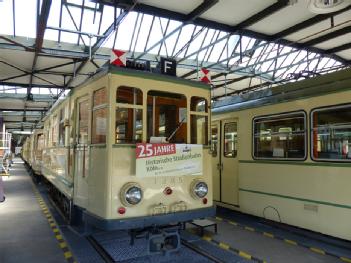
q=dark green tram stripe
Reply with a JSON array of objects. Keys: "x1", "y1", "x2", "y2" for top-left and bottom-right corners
[{"x1": 239, "y1": 160, "x2": 351, "y2": 168}]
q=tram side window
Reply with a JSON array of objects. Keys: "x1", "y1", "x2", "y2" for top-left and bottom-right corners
[
  {"x1": 36, "y1": 134, "x2": 45, "y2": 159},
  {"x1": 211, "y1": 126, "x2": 218, "y2": 157},
  {"x1": 191, "y1": 97, "x2": 208, "y2": 145},
  {"x1": 253, "y1": 112, "x2": 306, "y2": 159},
  {"x1": 312, "y1": 104, "x2": 351, "y2": 161},
  {"x1": 92, "y1": 87, "x2": 108, "y2": 144},
  {"x1": 147, "y1": 91, "x2": 187, "y2": 143},
  {"x1": 78, "y1": 100, "x2": 89, "y2": 144},
  {"x1": 52, "y1": 115, "x2": 58, "y2": 146},
  {"x1": 116, "y1": 86, "x2": 143, "y2": 143},
  {"x1": 59, "y1": 108, "x2": 65, "y2": 146},
  {"x1": 224, "y1": 122, "x2": 237, "y2": 158}
]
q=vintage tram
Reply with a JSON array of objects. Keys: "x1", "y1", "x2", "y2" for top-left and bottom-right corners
[
  {"x1": 212, "y1": 68, "x2": 351, "y2": 240},
  {"x1": 31, "y1": 64, "x2": 214, "y2": 239}
]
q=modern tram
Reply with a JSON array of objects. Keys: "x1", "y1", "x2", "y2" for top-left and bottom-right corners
[
  {"x1": 24, "y1": 64, "x2": 214, "y2": 239},
  {"x1": 211, "y1": 68, "x2": 351, "y2": 241}
]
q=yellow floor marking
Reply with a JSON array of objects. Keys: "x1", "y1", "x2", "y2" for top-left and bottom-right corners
[
  {"x1": 202, "y1": 235, "x2": 212, "y2": 242},
  {"x1": 60, "y1": 242, "x2": 67, "y2": 249},
  {"x1": 53, "y1": 228, "x2": 60, "y2": 233},
  {"x1": 244, "y1": 226, "x2": 255, "y2": 232},
  {"x1": 238, "y1": 251, "x2": 252, "y2": 260},
  {"x1": 219, "y1": 242, "x2": 230, "y2": 250},
  {"x1": 284, "y1": 239, "x2": 297, "y2": 245},
  {"x1": 263, "y1": 232, "x2": 274, "y2": 238},
  {"x1": 56, "y1": 235, "x2": 63, "y2": 240},
  {"x1": 228, "y1": 221, "x2": 238, "y2": 226},
  {"x1": 310, "y1": 247, "x2": 325, "y2": 255},
  {"x1": 64, "y1": 251, "x2": 73, "y2": 259},
  {"x1": 215, "y1": 216, "x2": 223, "y2": 221},
  {"x1": 341, "y1": 257, "x2": 351, "y2": 263}
]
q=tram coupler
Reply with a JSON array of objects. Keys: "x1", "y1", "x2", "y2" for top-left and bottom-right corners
[
  {"x1": 147, "y1": 229, "x2": 180, "y2": 256},
  {"x1": 129, "y1": 225, "x2": 181, "y2": 256}
]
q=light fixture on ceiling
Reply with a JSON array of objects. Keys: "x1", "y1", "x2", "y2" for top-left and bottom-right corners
[{"x1": 308, "y1": 0, "x2": 351, "y2": 14}]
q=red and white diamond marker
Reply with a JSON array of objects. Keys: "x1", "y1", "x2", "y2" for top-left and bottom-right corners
[
  {"x1": 200, "y1": 68, "x2": 211, "y2": 84},
  {"x1": 110, "y1": 49, "x2": 127, "y2": 67}
]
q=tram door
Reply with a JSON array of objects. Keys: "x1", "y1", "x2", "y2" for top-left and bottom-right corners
[
  {"x1": 212, "y1": 119, "x2": 239, "y2": 206},
  {"x1": 74, "y1": 97, "x2": 90, "y2": 207}
]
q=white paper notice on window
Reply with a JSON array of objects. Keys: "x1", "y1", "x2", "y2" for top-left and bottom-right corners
[{"x1": 96, "y1": 117, "x2": 106, "y2": 135}]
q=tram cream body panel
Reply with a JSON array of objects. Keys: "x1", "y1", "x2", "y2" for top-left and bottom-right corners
[{"x1": 213, "y1": 84, "x2": 351, "y2": 240}]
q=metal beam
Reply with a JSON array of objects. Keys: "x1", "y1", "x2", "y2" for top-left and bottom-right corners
[
  {"x1": 325, "y1": 43, "x2": 351, "y2": 54},
  {"x1": 303, "y1": 26, "x2": 351, "y2": 47},
  {"x1": 64, "y1": 3, "x2": 136, "y2": 92},
  {"x1": 233, "y1": 0, "x2": 290, "y2": 30},
  {"x1": 29, "y1": 0, "x2": 52, "y2": 96},
  {"x1": 271, "y1": 5, "x2": 351, "y2": 40}
]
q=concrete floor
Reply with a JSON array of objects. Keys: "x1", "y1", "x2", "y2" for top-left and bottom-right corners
[
  {"x1": 0, "y1": 159, "x2": 66, "y2": 263},
  {"x1": 208, "y1": 219, "x2": 341, "y2": 263}
]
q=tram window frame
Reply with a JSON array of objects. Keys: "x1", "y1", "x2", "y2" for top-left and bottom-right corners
[
  {"x1": 311, "y1": 103, "x2": 351, "y2": 162},
  {"x1": 252, "y1": 111, "x2": 307, "y2": 161},
  {"x1": 190, "y1": 96, "x2": 209, "y2": 145},
  {"x1": 92, "y1": 87, "x2": 108, "y2": 144},
  {"x1": 115, "y1": 86, "x2": 143, "y2": 144}
]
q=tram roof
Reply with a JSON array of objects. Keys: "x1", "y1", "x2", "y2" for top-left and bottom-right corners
[{"x1": 1, "y1": 0, "x2": 351, "y2": 131}]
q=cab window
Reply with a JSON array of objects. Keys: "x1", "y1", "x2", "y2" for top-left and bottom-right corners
[
  {"x1": 190, "y1": 96, "x2": 209, "y2": 145},
  {"x1": 92, "y1": 87, "x2": 108, "y2": 144},
  {"x1": 147, "y1": 91, "x2": 187, "y2": 143},
  {"x1": 116, "y1": 86, "x2": 143, "y2": 143}
]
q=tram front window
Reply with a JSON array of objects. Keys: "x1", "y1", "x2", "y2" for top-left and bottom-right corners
[
  {"x1": 147, "y1": 91, "x2": 187, "y2": 143},
  {"x1": 116, "y1": 86, "x2": 143, "y2": 144}
]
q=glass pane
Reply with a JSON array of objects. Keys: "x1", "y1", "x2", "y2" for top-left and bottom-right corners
[
  {"x1": 92, "y1": 108, "x2": 107, "y2": 144},
  {"x1": 59, "y1": 108, "x2": 65, "y2": 146},
  {"x1": 116, "y1": 108, "x2": 142, "y2": 143},
  {"x1": 191, "y1": 97, "x2": 208, "y2": 112},
  {"x1": 78, "y1": 100, "x2": 89, "y2": 144},
  {"x1": 94, "y1": 87, "x2": 107, "y2": 107},
  {"x1": 52, "y1": 115, "x2": 58, "y2": 145},
  {"x1": 36, "y1": 134, "x2": 45, "y2": 160},
  {"x1": 191, "y1": 115, "x2": 208, "y2": 145},
  {"x1": 147, "y1": 91, "x2": 187, "y2": 143},
  {"x1": 312, "y1": 105, "x2": 351, "y2": 161},
  {"x1": 211, "y1": 126, "x2": 218, "y2": 157},
  {"x1": 254, "y1": 112, "x2": 306, "y2": 159},
  {"x1": 117, "y1": 86, "x2": 142, "y2": 105},
  {"x1": 224, "y1": 122, "x2": 237, "y2": 158}
]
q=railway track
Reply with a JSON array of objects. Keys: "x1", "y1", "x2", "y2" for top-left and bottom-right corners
[{"x1": 86, "y1": 233, "x2": 226, "y2": 263}]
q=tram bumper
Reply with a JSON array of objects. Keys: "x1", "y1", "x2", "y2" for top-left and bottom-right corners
[{"x1": 83, "y1": 206, "x2": 216, "y2": 231}]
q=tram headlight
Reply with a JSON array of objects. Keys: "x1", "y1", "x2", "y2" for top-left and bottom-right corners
[
  {"x1": 191, "y1": 180, "x2": 208, "y2": 199},
  {"x1": 120, "y1": 183, "x2": 143, "y2": 206}
]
